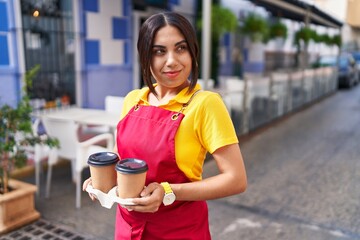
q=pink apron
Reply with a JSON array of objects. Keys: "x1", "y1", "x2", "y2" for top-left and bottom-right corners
[{"x1": 115, "y1": 93, "x2": 211, "y2": 240}]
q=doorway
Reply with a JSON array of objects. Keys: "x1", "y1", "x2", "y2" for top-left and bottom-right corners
[
  {"x1": 132, "y1": 11, "x2": 152, "y2": 90},
  {"x1": 20, "y1": 0, "x2": 75, "y2": 108}
]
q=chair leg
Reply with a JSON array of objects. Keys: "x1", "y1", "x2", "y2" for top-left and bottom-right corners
[
  {"x1": 45, "y1": 164, "x2": 53, "y2": 199},
  {"x1": 76, "y1": 171, "x2": 81, "y2": 208},
  {"x1": 45, "y1": 148, "x2": 58, "y2": 198},
  {"x1": 71, "y1": 161, "x2": 77, "y2": 183},
  {"x1": 35, "y1": 161, "x2": 41, "y2": 197}
]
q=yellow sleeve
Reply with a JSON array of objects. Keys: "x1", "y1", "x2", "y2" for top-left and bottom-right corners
[
  {"x1": 196, "y1": 92, "x2": 238, "y2": 154},
  {"x1": 120, "y1": 89, "x2": 141, "y2": 119},
  {"x1": 175, "y1": 91, "x2": 239, "y2": 181}
]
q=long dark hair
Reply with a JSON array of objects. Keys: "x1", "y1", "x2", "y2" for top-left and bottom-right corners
[{"x1": 137, "y1": 12, "x2": 199, "y2": 95}]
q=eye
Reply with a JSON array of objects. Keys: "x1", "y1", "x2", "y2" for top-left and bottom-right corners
[
  {"x1": 176, "y1": 45, "x2": 187, "y2": 53},
  {"x1": 152, "y1": 48, "x2": 166, "y2": 56}
]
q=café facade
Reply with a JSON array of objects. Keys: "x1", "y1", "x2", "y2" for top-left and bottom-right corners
[
  {"x1": 0, "y1": 0, "x2": 198, "y2": 109},
  {"x1": 0, "y1": 0, "x2": 342, "y2": 109}
]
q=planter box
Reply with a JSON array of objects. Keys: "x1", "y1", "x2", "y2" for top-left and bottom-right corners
[{"x1": 0, "y1": 179, "x2": 40, "y2": 234}]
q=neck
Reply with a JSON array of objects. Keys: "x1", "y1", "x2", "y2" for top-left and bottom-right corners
[{"x1": 149, "y1": 82, "x2": 189, "y2": 106}]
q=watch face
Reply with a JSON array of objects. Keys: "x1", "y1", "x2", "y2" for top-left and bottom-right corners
[{"x1": 163, "y1": 193, "x2": 176, "y2": 206}]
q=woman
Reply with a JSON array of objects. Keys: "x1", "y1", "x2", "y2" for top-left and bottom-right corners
[{"x1": 84, "y1": 12, "x2": 247, "y2": 239}]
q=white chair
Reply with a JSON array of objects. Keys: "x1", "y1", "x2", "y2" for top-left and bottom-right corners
[
  {"x1": 225, "y1": 78, "x2": 245, "y2": 112},
  {"x1": 42, "y1": 116, "x2": 114, "y2": 208},
  {"x1": 105, "y1": 95, "x2": 125, "y2": 116},
  {"x1": 198, "y1": 79, "x2": 215, "y2": 89}
]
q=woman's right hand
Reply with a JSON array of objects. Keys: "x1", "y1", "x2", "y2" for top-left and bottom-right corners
[{"x1": 82, "y1": 177, "x2": 97, "y2": 201}]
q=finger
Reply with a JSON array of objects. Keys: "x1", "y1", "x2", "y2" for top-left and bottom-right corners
[
  {"x1": 82, "y1": 178, "x2": 92, "y2": 191},
  {"x1": 126, "y1": 203, "x2": 160, "y2": 213},
  {"x1": 140, "y1": 183, "x2": 162, "y2": 197},
  {"x1": 87, "y1": 192, "x2": 96, "y2": 201},
  {"x1": 120, "y1": 204, "x2": 134, "y2": 211},
  {"x1": 131, "y1": 196, "x2": 149, "y2": 206},
  {"x1": 90, "y1": 195, "x2": 95, "y2": 201}
]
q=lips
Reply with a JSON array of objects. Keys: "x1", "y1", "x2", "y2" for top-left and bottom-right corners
[{"x1": 164, "y1": 70, "x2": 181, "y2": 78}]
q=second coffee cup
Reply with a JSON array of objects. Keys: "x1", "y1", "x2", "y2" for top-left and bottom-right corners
[
  {"x1": 87, "y1": 152, "x2": 119, "y2": 193},
  {"x1": 115, "y1": 158, "x2": 148, "y2": 199}
]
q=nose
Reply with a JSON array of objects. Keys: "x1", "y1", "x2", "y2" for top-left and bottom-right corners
[{"x1": 165, "y1": 51, "x2": 178, "y2": 68}]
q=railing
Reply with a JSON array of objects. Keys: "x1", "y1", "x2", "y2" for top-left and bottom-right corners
[{"x1": 215, "y1": 66, "x2": 338, "y2": 136}]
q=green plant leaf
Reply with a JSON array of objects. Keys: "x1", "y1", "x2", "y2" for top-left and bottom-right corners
[
  {"x1": 0, "y1": 64, "x2": 59, "y2": 193},
  {"x1": 241, "y1": 13, "x2": 269, "y2": 43},
  {"x1": 269, "y1": 20, "x2": 287, "y2": 40}
]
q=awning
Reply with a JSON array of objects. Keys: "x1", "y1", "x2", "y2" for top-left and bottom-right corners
[{"x1": 247, "y1": 0, "x2": 343, "y2": 28}]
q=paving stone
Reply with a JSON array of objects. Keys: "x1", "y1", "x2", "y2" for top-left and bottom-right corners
[{"x1": 0, "y1": 219, "x2": 95, "y2": 240}]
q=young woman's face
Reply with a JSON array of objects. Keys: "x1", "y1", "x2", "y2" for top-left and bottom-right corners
[{"x1": 150, "y1": 25, "x2": 192, "y2": 90}]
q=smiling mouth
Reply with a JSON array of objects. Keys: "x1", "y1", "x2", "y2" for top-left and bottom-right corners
[{"x1": 164, "y1": 70, "x2": 181, "y2": 78}]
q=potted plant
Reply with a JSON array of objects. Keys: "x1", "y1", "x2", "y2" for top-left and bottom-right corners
[
  {"x1": 240, "y1": 13, "x2": 269, "y2": 43},
  {"x1": 294, "y1": 26, "x2": 316, "y2": 47},
  {"x1": 269, "y1": 20, "x2": 288, "y2": 40},
  {"x1": 331, "y1": 34, "x2": 342, "y2": 48},
  {"x1": 317, "y1": 33, "x2": 332, "y2": 45},
  {"x1": 0, "y1": 65, "x2": 59, "y2": 234},
  {"x1": 293, "y1": 26, "x2": 317, "y2": 68}
]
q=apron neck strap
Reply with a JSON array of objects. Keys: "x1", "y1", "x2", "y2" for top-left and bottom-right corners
[
  {"x1": 181, "y1": 89, "x2": 202, "y2": 110},
  {"x1": 171, "y1": 90, "x2": 202, "y2": 120}
]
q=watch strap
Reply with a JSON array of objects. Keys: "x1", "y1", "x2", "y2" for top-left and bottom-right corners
[{"x1": 161, "y1": 182, "x2": 173, "y2": 194}]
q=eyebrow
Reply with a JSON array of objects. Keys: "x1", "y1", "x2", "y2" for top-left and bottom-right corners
[{"x1": 152, "y1": 40, "x2": 187, "y2": 48}]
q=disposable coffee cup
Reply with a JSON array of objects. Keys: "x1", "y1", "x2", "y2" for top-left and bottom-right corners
[
  {"x1": 115, "y1": 158, "x2": 148, "y2": 199},
  {"x1": 87, "y1": 152, "x2": 119, "y2": 193}
]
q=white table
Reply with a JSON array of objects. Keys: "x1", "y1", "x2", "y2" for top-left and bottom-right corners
[{"x1": 35, "y1": 107, "x2": 120, "y2": 129}]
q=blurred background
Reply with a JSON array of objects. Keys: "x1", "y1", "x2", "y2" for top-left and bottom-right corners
[
  {"x1": 2, "y1": 0, "x2": 359, "y2": 138},
  {"x1": 1, "y1": 0, "x2": 358, "y2": 109}
]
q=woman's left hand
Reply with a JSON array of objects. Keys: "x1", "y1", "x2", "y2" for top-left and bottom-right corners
[{"x1": 122, "y1": 182, "x2": 164, "y2": 213}]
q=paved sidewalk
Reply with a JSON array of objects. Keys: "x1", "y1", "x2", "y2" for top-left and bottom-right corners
[{"x1": 0, "y1": 219, "x2": 95, "y2": 240}]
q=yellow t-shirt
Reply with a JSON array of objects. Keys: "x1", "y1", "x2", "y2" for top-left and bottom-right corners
[{"x1": 120, "y1": 84, "x2": 238, "y2": 181}]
